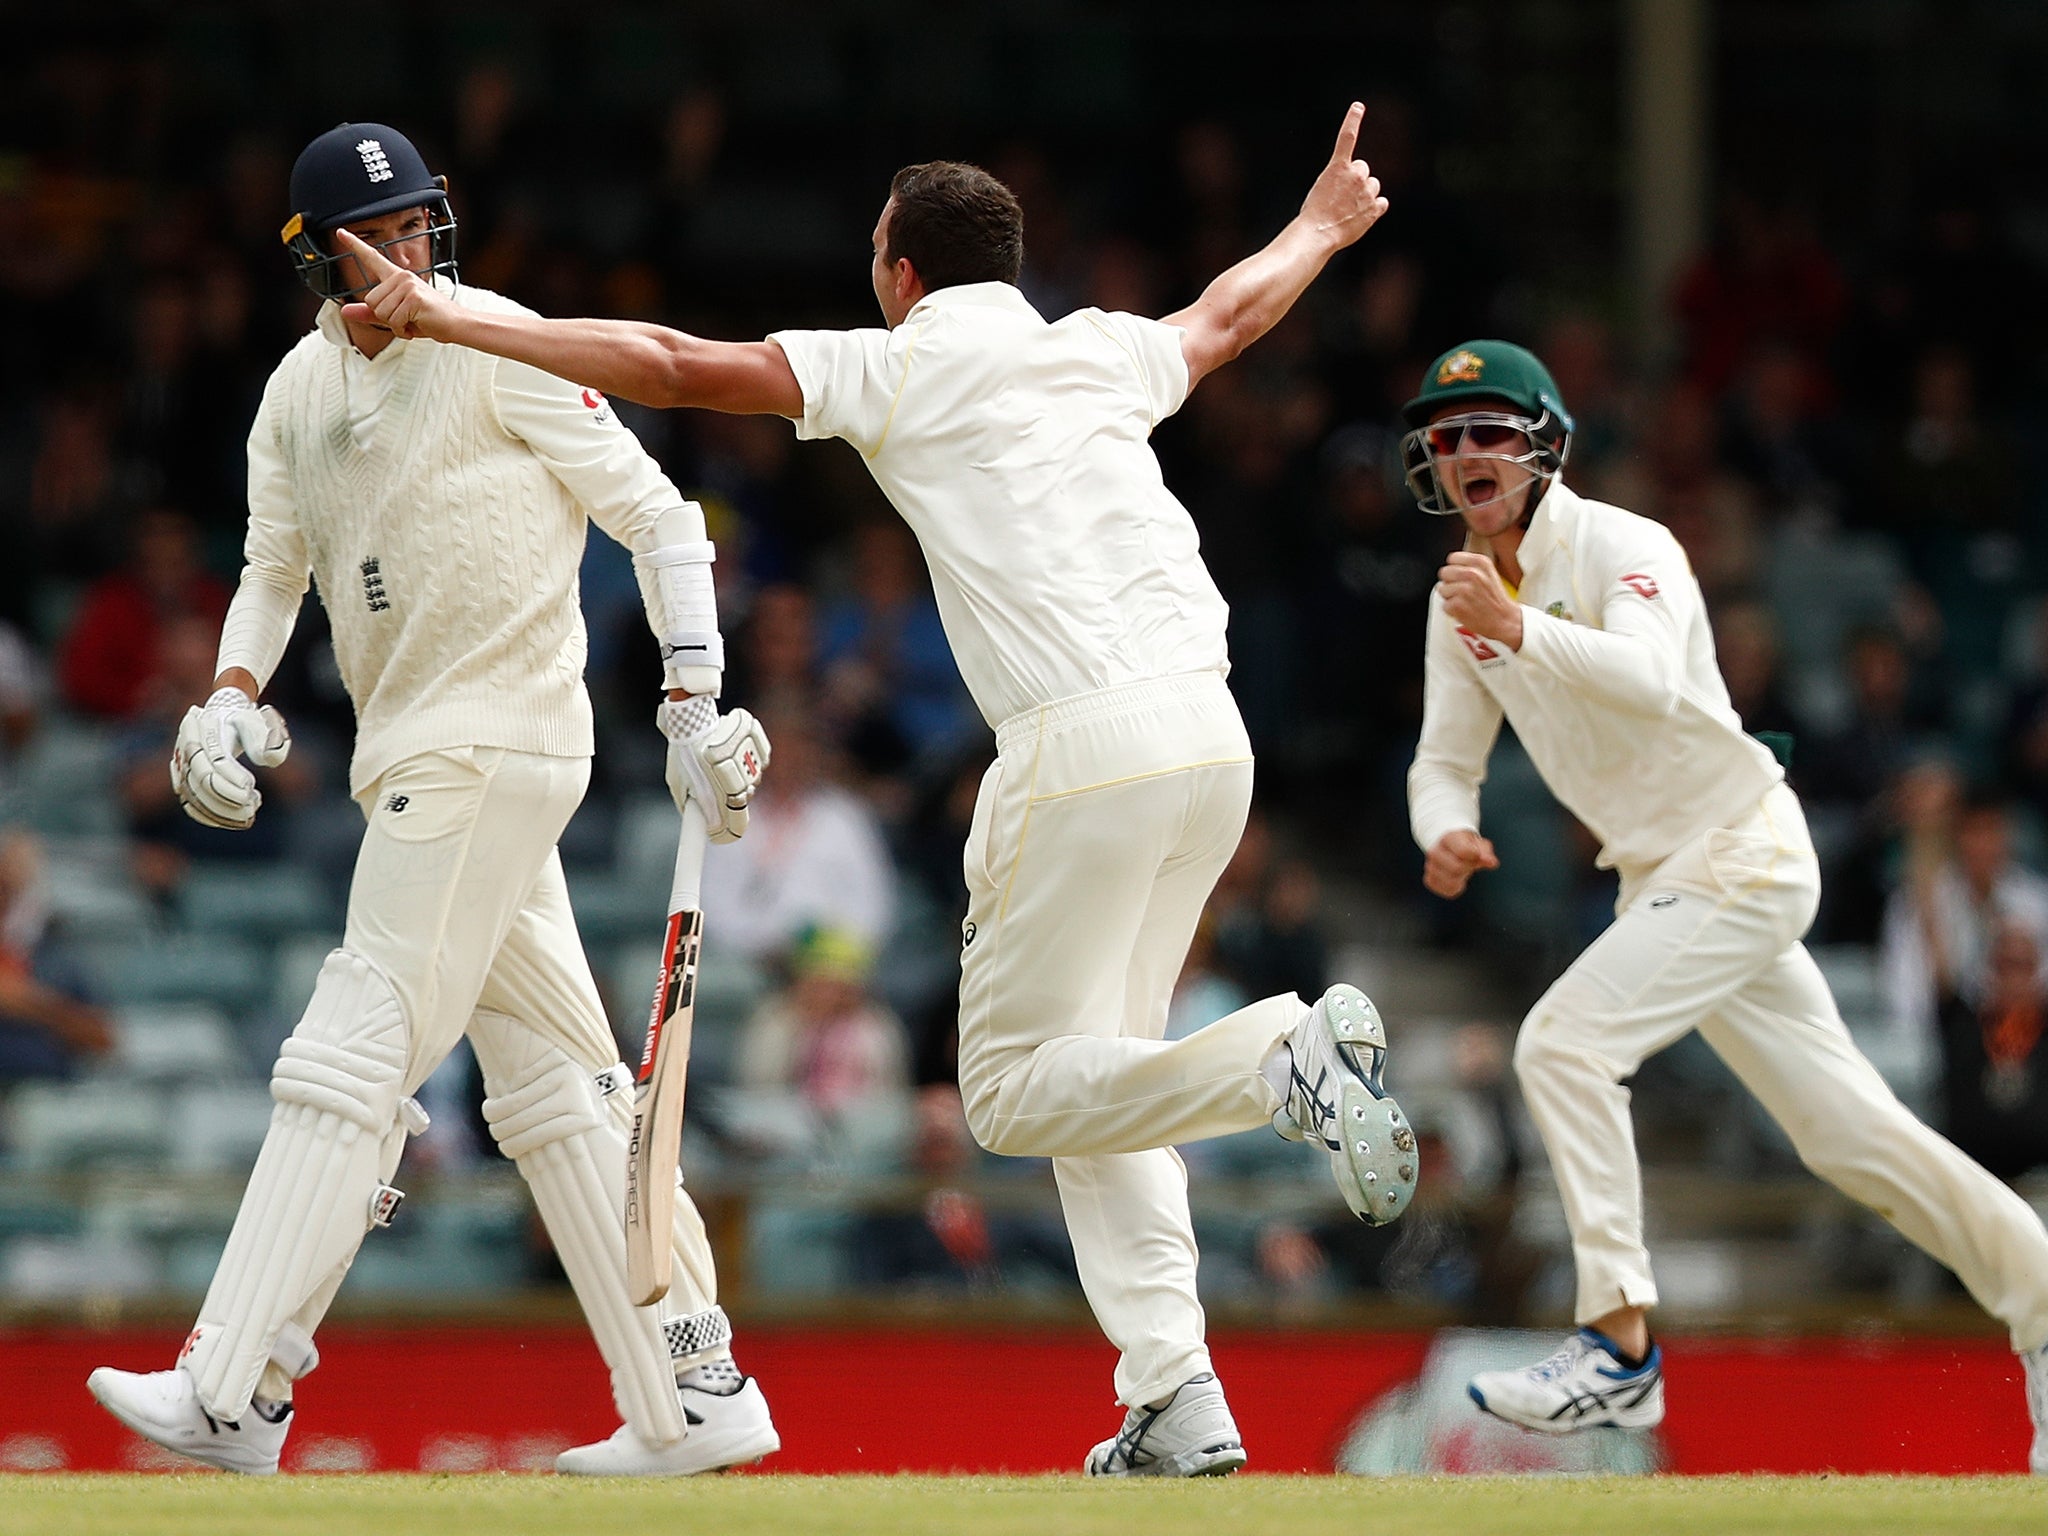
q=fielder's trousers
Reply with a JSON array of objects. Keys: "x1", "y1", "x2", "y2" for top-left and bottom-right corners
[
  {"x1": 1518, "y1": 781, "x2": 2048, "y2": 1350},
  {"x1": 955, "y1": 672, "x2": 1300, "y2": 1408}
]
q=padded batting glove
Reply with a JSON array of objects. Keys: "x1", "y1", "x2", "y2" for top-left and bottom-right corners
[
  {"x1": 660, "y1": 696, "x2": 770, "y2": 844},
  {"x1": 171, "y1": 686, "x2": 292, "y2": 831}
]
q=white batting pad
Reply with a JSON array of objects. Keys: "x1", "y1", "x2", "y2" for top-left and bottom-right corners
[
  {"x1": 184, "y1": 949, "x2": 408, "y2": 1419},
  {"x1": 472, "y1": 1012, "x2": 698, "y2": 1445}
]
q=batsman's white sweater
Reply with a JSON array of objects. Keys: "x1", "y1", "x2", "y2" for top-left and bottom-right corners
[
  {"x1": 1407, "y1": 479, "x2": 1782, "y2": 878},
  {"x1": 218, "y1": 287, "x2": 687, "y2": 797}
]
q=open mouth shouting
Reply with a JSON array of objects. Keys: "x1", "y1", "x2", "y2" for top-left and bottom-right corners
[{"x1": 1459, "y1": 472, "x2": 1500, "y2": 505}]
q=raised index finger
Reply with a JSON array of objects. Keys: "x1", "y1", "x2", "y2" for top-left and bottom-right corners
[
  {"x1": 1330, "y1": 101, "x2": 1365, "y2": 164},
  {"x1": 333, "y1": 227, "x2": 401, "y2": 278}
]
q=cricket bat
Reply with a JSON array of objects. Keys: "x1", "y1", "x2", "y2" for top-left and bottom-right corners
[{"x1": 625, "y1": 797, "x2": 710, "y2": 1306}]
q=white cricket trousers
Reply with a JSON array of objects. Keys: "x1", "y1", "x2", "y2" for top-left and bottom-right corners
[
  {"x1": 1518, "y1": 781, "x2": 2048, "y2": 1349},
  {"x1": 290, "y1": 747, "x2": 718, "y2": 1338},
  {"x1": 955, "y1": 673, "x2": 1299, "y2": 1408},
  {"x1": 347, "y1": 747, "x2": 621, "y2": 1092}
]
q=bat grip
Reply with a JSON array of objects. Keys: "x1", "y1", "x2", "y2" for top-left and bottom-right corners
[{"x1": 669, "y1": 798, "x2": 710, "y2": 914}]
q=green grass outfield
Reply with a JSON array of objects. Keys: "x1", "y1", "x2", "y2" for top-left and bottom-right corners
[{"x1": 0, "y1": 1474, "x2": 2043, "y2": 1536}]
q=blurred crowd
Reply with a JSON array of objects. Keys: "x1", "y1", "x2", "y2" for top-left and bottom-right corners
[{"x1": 5, "y1": 23, "x2": 2048, "y2": 1313}]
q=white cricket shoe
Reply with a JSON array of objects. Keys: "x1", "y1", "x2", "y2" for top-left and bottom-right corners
[
  {"x1": 1468, "y1": 1329, "x2": 1665, "y2": 1434},
  {"x1": 86, "y1": 1364, "x2": 293, "y2": 1474},
  {"x1": 2023, "y1": 1340, "x2": 2048, "y2": 1474},
  {"x1": 556, "y1": 1373, "x2": 779, "y2": 1475},
  {"x1": 1275, "y1": 984, "x2": 1418, "y2": 1225},
  {"x1": 1084, "y1": 1373, "x2": 1247, "y2": 1477}
]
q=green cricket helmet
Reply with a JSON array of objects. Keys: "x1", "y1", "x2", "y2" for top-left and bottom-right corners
[{"x1": 1399, "y1": 340, "x2": 1574, "y2": 516}]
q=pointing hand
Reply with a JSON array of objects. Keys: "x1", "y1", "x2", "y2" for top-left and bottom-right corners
[
  {"x1": 1299, "y1": 102, "x2": 1390, "y2": 250},
  {"x1": 335, "y1": 229, "x2": 452, "y2": 340}
]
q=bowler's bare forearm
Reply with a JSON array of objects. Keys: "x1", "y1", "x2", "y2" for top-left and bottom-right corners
[
  {"x1": 437, "y1": 308, "x2": 802, "y2": 417},
  {"x1": 1170, "y1": 218, "x2": 1349, "y2": 381},
  {"x1": 1167, "y1": 104, "x2": 1385, "y2": 386}
]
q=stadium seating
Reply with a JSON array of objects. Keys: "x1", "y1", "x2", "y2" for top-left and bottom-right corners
[
  {"x1": 175, "y1": 861, "x2": 333, "y2": 939},
  {"x1": 5, "y1": 1081, "x2": 170, "y2": 1172},
  {"x1": 105, "y1": 1003, "x2": 246, "y2": 1083}
]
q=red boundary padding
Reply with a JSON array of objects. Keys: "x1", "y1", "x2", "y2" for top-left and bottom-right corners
[{"x1": 2, "y1": 1325, "x2": 2032, "y2": 1473}]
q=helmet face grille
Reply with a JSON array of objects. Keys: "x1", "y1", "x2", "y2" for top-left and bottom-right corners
[
  {"x1": 283, "y1": 200, "x2": 459, "y2": 302},
  {"x1": 1400, "y1": 407, "x2": 1570, "y2": 516}
]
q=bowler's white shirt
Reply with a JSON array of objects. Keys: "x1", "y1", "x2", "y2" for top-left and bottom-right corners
[
  {"x1": 1408, "y1": 479, "x2": 1783, "y2": 877},
  {"x1": 771, "y1": 283, "x2": 1230, "y2": 728}
]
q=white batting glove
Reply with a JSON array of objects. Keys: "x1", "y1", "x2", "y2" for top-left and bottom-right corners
[
  {"x1": 660, "y1": 697, "x2": 770, "y2": 845},
  {"x1": 170, "y1": 687, "x2": 292, "y2": 831}
]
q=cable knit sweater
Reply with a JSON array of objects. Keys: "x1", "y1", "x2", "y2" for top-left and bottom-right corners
[{"x1": 220, "y1": 286, "x2": 687, "y2": 796}]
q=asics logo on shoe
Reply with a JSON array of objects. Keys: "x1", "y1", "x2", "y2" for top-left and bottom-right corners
[
  {"x1": 1545, "y1": 1375, "x2": 1661, "y2": 1424},
  {"x1": 1285, "y1": 1060, "x2": 1341, "y2": 1149}
]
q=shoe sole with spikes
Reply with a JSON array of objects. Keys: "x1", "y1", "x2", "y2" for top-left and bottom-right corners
[{"x1": 1281, "y1": 985, "x2": 1418, "y2": 1226}]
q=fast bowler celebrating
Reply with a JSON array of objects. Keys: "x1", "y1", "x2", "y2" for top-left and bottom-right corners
[
  {"x1": 343, "y1": 102, "x2": 1415, "y2": 1475},
  {"x1": 1402, "y1": 338, "x2": 2048, "y2": 1465},
  {"x1": 86, "y1": 122, "x2": 777, "y2": 1477}
]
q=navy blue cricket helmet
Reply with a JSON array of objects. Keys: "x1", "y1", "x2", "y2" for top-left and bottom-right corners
[{"x1": 281, "y1": 123, "x2": 458, "y2": 301}]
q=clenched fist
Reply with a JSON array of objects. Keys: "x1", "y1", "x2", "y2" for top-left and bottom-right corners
[
  {"x1": 1437, "y1": 551, "x2": 1524, "y2": 650},
  {"x1": 1424, "y1": 828, "x2": 1500, "y2": 900}
]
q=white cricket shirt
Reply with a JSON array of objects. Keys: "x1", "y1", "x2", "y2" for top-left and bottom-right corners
[
  {"x1": 221, "y1": 285, "x2": 693, "y2": 795},
  {"x1": 770, "y1": 282, "x2": 1230, "y2": 728},
  {"x1": 1408, "y1": 479, "x2": 1784, "y2": 878}
]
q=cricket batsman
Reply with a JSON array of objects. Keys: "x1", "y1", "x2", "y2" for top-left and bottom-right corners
[
  {"x1": 1401, "y1": 338, "x2": 2048, "y2": 1467},
  {"x1": 339, "y1": 102, "x2": 1417, "y2": 1475},
  {"x1": 86, "y1": 122, "x2": 778, "y2": 1476}
]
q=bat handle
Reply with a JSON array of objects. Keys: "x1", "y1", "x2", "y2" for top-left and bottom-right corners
[{"x1": 669, "y1": 798, "x2": 710, "y2": 913}]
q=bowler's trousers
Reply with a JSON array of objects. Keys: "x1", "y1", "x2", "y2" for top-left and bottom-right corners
[{"x1": 955, "y1": 672, "x2": 1302, "y2": 1408}]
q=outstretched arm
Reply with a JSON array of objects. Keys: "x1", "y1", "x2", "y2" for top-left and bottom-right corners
[
  {"x1": 336, "y1": 230, "x2": 803, "y2": 417},
  {"x1": 1163, "y1": 102, "x2": 1388, "y2": 390}
]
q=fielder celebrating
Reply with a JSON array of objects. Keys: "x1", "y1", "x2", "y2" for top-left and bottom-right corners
[
  {"x1": 342, "y1": 103, "x2": 1417, "y2": 1476},
  {"x1": 1400, "y1": 338, "x2": 2048, "y2": 1465},
  {"x1": 87, "y1": 123, "x2": 779, "y2": 1477}
]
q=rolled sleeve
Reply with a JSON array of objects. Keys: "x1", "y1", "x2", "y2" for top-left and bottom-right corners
[
  {"x1": 1084, "y1": 309, "x2": 1192, "y2": 426},
  {"x1": 769, "y1": 327, "x2": 902, "y2": 454}
]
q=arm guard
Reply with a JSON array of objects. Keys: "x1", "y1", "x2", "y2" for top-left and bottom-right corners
[{"x1": 632, "y1": 503, "x2": 724, "y2": 696}]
